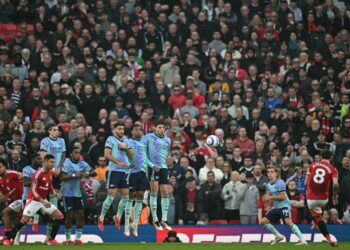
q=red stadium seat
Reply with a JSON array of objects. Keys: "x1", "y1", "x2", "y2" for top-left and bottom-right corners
[
  {"x1": 209, "y1": 220, "x2": 228, "y2": 225},
  {"x1": 229, "y1": 220, "x2": 240, "y2": 225}
]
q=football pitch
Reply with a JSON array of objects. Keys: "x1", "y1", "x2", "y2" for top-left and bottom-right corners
[{"x1": 6, "y1": 243, "x2": 350, "y2": 250}]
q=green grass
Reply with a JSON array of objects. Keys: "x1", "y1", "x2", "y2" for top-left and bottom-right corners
[{"x1": 6, "y1": 243, "x2": 350, "y2": 250}]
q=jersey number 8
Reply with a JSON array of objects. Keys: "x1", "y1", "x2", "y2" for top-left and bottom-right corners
[{"x1": 313, "y1": 168, "x2": 326, "y2": 184}]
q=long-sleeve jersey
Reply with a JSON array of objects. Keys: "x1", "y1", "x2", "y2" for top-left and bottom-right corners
[
  {"x1": 27, "y1": 168, "x2": 54, "y2": 201},
  {"x1": 145, "y1": 133, "x2": 171, "y2": 169},
  {"x1": 0, "y1": 170, "x2": 23, "y2": 205},
  {"x1": 129, "y1": 137, "x2": 154, "y2": 173}
]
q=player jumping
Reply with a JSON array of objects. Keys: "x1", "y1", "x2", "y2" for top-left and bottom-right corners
[
  {"x1": 98, "y1": 122, "x2": 133, "y2": 232},
  {"x1": 61, "y1": 147, "x2": 95, "y2": 245},
  {"x1": 39, "y1": 124, "x2": 66, "y2": 239},
  {"x1": 305, "y1": 150, "x2": 339, "y2": 247},
  {"x1": 126, "y1": 124, "x2": 153, "y2": 237},
  {"x1": 6, "y1": 154, "x2": 64, "y2": 246},
  {"x1": 260, "y1": 166, "x2": 307, "y2": 245},
  {"x1": 146, "y1": 120, "x2": 172, "y2": 231}
]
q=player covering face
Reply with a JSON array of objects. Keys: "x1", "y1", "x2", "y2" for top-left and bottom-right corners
[{"x1": 260, "y1": 167, "x2": 307, "y2": 246}]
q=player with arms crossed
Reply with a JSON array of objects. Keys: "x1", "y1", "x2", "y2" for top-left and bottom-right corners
[
  {"x1": 0, "y1": 159, "x2": 23, "y2": 246},
  {"x1": 126, "y1": 124, "x2": 154, "y2": 237},
  {"x1": 98, "y1": 122, "x2": 134, "y2": 232},
  {"x1": 260, "y1": 166, "x2": 307, "y2": 245},
  {"x1": 3, "y1": 154, "x2": 42, "y2": 245},
  {"x1": 39, "y1": 124, "x2": 66, "y2": 237},
  {"x1": 61, "y1": 147, "x2": 96, "y2": 245},
  {"x1": 146, "y1": 120, "x2": 172, "y2": 231},
  {"x1": 305, "y1": 150, "x2": 339, "y2": 247},
  {"x1": 6, "y1": 154, "x2": 64, "y2": 246}
]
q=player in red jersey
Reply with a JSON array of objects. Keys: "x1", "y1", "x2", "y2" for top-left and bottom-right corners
[
  {"x1": 0, "y1": 158, "x2": 23, "y2": 245},
  {"x1": 305, "y1": 150, "x2": 339, "y2": 247},
  {"x1": 4, "y1": 154, "x2": 64, "y2": 246}
]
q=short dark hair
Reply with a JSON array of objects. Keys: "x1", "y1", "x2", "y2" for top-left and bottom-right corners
[
  {"x1": 44, "y1": 154, "x2": 55, "y2": 161},
  {"x1": 114, "y1": 121, "x2": 125, "y2": 128},
  {"x1": 266, "y1": 166, "x2": 278, "y2": 172},
  {"x1": 321, "y1": 150, "x2": 332, "y2": 160},
  {"x1": 132, "y1": 124, "x2": 142, "y2": 130},
  {"x1": 207, "y1": 170, "x2": 215, "y2": 176},
  {"x1": 155, "y1": 119, "x2": 166, "y2": 127}
]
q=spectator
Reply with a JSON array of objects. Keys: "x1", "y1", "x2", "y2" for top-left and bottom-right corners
[
  {"x1": 7, "y1": 149, "x2": 28, "y2": 172},
  {"x1": 232, "y1": 127, "x2": 255, "y2": 156},
  {"x1": 287, "y1": 180, "x2": 305, "y2": 224},
  {"x1": 198, "y1": 157, "x2": 223, "y2": 185},
  {"x1": 177, "y1": 177, "x2": 200, "y2": 225},
  {"x1": 237, "y1": 173, "x2": 259, "y2": 224},
  {"x1": 221, "y1": 171, "x2": 243, "y2": 221},
  {"x1": 328, "y1": 208, "x2": 343, "y2": 224},
  {"x1": 198, "y1": 171, "x2": 222, "y2": 220},
  {"x1": 252, "y1": 164, "x2": 268, "y2": 196},
  {"x1": 163, "y1": 230, "x2": 182, "y2": 243}
]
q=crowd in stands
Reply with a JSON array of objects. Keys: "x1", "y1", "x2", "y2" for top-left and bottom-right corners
[{"x1": 0, "y1": 0, "x2": 350, "y2": 225}]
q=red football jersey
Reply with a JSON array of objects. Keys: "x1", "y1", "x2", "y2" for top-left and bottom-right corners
[
  {"x1": 27, "y1": 168, "x2": 54, "y2": 201},
  {"x1": 306, "y1": 160, "x2": 338, "y2": 200},
  {"x1": 0, "y1": 170, "x2": 23, "y2": 205}
]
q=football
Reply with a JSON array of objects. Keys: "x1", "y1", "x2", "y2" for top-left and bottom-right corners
[{"x1": 206, "y1": 135, "x2": 219, "y2": 147}]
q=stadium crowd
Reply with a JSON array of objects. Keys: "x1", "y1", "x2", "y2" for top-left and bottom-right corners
[{"x1": 0, "y1": 0, "x2": 350, "y2": 227}]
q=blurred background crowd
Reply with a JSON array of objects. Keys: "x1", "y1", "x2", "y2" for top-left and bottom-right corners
[{"x1": 0, "y1": 0, "x2": 350, "y2": 226}]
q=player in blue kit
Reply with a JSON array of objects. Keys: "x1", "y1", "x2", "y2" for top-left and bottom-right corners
[
  {"x1": 98, "y1": 122, "x2": 134, "y2": 232},
  {"x1": 3, "y1": 154, "x2": 42, "y2": 245},
  {"x1": 260, "y1": 166, "x2": 307, "y2": 245},
  {"x1": 61, "y1": 147, "x2": 95, "y2": 245},
  {"x1": 145, "y1": 120, "x2": 172, "y2": 231},
  {"x1": 125, "y1": 124, "x2": 154, "y2": 237},
  {"x1": 39, "y1": 124, "x2": 66, "y2": 241}
]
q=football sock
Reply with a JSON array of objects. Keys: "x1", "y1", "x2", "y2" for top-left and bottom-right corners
[
  {"x1": 133, "y1": 200, "x2": 143, "y2": 228},
  {"x1": 124, "y1": 199, "x2": 133, "y2": 228},
  {"x1": 50, "y1": 217, "x2": 64, "y2": 240},
  {"x1": 99, "y1": 195, "x2": 114, "y2": 220},
  {"x1": 76, "y1": 229, "x2": 83, "y2": 240},
  {"x1": 290, "y1": 224, "x2": 304, "y2": 241},
  {"x1": 263, "y1": 223, "x2": 280, "y2": 236},
  {"x1": 46, "y1": 223, "x2": 53, "y2": 240},
  {"x1": 150, "y1": 193, "x2": 158, "y2": 222},
  {"x1": 317, "y1": 220, "x2": 330, "y2": 239},
  {"x1": 65, "y1": 228, "x2": 71, "y2": 241},
  {"x1": 116, "y1": 196, "x2": 129, "y2": 220},
  {"x1": 33, "y1": 213, "x2": 39, "y2": 224},
  {"x1": 161, "y1": 196, "x2": 170, "y2": 222}
]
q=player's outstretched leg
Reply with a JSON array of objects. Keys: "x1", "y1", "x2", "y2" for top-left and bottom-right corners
[
  {"x1": 32, "y1": 213, "x2": 40, "y2": 233},
  {"x1": 260, "y1": 217, "x2": 284, "y2": 245},
  {"x1": 45, "y1": 210, "x2": 64, "y2": 246},
  {"x1": 114, "y1": 195, "x2": 128, "y2": 231},
  {"x1": 311, "y1": 211, "x2": 337, "y2": 247},
  {"x1": 285, "y1": 219, "x2": 307, "y2": 246},
  {"x1": 98, "y1": 195, "x2": 114, "y2": 232}
]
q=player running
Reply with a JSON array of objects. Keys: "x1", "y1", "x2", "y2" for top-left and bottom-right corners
[
  {"x1": 6, "y1": 154, "x2": 64, "y2": 246},
  {"x1": 98, "y1": 122, "x2": 133, "y2": 232},
  {"x1": 305, "y1": 150, "x2": 339, "y2": 247},
  {"x1": 3, "y1": 154, "x2": 42, "y2": 245},
  {"x1": 126, "y1": 124, "x2": 154, "y2": 237},
  {"x1": 260, "y1": 166, "x2": 307, "y2": 245},
  {"x1": 39, "y1": 124, "x2": 66, "y2": 238},
  {"x1": 146, "y1": 120, "x2": 172, "y2": 231},
  {"x1": 0, "y1": 159, "x2": 23, "y2": 246},
  {"x1": 61, "y1": 147, "x2": 95, "y2": 245}
]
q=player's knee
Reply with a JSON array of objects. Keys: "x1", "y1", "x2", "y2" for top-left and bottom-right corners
[{"x1": 260, "y1": 218, "x2": 268, "y2": 225}]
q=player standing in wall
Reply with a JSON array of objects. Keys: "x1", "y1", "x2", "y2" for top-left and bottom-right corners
[
  {"x1": 6, "y1": 155, "x2": 64, "y2": 246},
  {"x1": 98, "y1": 122, "x2": 134, "y2": 232},
  {"x1": 145, "y1": 120, "x2": 172, "y2": 231},
  {"x1": 305, "y1": 150, "x2": 339, "y2": 247},
  {"x1": 260, "y1": 166, "x2": 307, "y2": 245},
  {"x1": 126, "y1": 124, "x2": 154, "y2": 237},
  {"x1": 39, "y1": 124, "x2": 66, "y2": 240},
  {"x1": 61, "y1": 147, "x2": 96, "y2": 245}
]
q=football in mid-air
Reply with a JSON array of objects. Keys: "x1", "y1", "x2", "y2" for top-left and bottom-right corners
[{"x1": 206, "y1": 135, "x2": 219, "y2": 147}]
